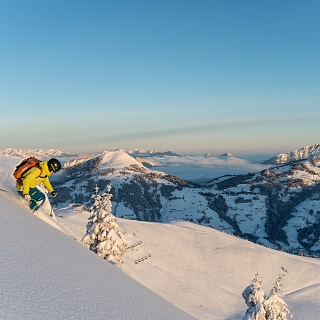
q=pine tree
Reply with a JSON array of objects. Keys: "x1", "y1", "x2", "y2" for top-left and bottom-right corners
[
  {"x1": 242, "y1": 270, "x2": 293, "y2": 320},
  {"x1": 264, "y1": 272, "x2": 293, "y2": 320},
  {"x1": 82, "y1": 185, "x2": 128, "y2": 264},
  {"x1": 242, "y1": 272, "x2": 267, "y2": 320}
]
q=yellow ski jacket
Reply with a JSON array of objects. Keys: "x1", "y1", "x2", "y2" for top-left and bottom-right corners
[{"x1": 16, "y1": 161, "x2": 54, "y2": 196}]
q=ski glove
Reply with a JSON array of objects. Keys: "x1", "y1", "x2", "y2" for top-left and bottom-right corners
[
  {"x1": 24, "y1": 194, "x2": 31, "y2": 201},
  {"x1": 51, "y1": 191, "x2": 57, "y2": 198}
]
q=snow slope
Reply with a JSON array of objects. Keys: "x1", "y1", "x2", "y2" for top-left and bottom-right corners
[
  {"x1": 2, "y1": 155, "x2": 320, "y2": 319},
  {"x1": 0, "y1": 193, "x2": 194, "y2": 320},
  {"x1": 59, "y1": 209, "x2": 320, "y2": 320}
]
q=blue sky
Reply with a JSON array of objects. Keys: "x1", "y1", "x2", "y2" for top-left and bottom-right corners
[{"x1": 0, "y1": 0, "x2": 319, "y2": 156}]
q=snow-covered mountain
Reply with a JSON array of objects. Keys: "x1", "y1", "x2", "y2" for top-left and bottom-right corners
[
  {"x1": 117, "y1": 148, "x2": 180, "y2": 157},
  {"x1": 0, "y1": 193, "x2": 194, "y2": 320},
  {"x1": 264, "y1": 144, "x2": 320, "y2": 165},
  {"x1": 47, "y1": 147, "x2": 320, "y2": 257},
  {"x1": 204, "y1": 152, "x2": 234, "y2": 157},
  {"x1": 0, "y1": 147, "x2": 68, "y2": 158},
  {"x1": 219, "y1": 152, "x2": 235, "y2": 157}
]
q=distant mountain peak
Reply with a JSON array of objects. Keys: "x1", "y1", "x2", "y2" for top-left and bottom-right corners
[
  {"x1": 64, "y1": 150, "x2": 144, "y2": 171},
  {"x1": 0, "y1": 148, "x2": 67, "y2": 158},
  {"x1": 204, "y1": 153, "x2": 217, "y2": 157},
  {"x1": 204, "y1": 152, "x2": 234, "y2": 157},
  {"x1": 100, "y1": 150, "x2": 143, "y2": 168},
  {"x1": 122, "y1": 149, "x2": 180, "y2": 157},
  {"x1": 264, "y1": 144, "x2": 320, "y2": 164},
  {"x1": 220, "y1": 153, "x2": 234, "y2": 157}
]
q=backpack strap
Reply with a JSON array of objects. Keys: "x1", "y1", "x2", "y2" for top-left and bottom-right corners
[
  {"x1": 21, "y1": 165, "x2": 44, "y2": 179},
  {"x1": 37, "y1": 166, "x2": 46, "y2": 178}
]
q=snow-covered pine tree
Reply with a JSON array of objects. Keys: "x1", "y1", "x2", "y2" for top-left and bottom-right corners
[
  {"x1": 81, "y1": 185, "x2": 128, "y2": 264},
  {"x1": 242, "y1": 272, "x2": 267, "y2": 320},
  {"x1": 264, "y1": 272, "x2": 293, "y2": 320},
  {"x1": 242, "y1": 270, "x2": 293, "y2": 320}
]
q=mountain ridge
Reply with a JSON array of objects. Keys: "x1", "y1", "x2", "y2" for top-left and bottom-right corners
[
  {"x1": 0, "y1": 148, "x2": 67, "y2": 158},
  {"x1": 264, "y1": 144, "x2": 320, "y2": 165},
  {"x1": 50, "y1": 145, "x2": 320, "y2": 257}
]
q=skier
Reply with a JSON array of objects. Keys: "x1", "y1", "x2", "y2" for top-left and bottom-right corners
[{"x1": 16, "y1": 158, "x2": 61, "y2": 212}]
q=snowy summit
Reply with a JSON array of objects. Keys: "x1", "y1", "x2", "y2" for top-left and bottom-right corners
[{"x1": 264, "y1": 144, "x2": 320, "y2": 164}]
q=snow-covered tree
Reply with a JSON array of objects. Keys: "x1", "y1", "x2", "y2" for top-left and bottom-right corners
[
  {"x1": 82, "y1": 185, "x2": 128, "y2": 264},
  {"x1": 264, "y1": 273, "x2": 293, "y2": 320},
  {"x1": 242, "y1": 270, "x2": 292, "y2": 320},
  {"x1": 242, "y1": 272, "x2": 267, "y2": 320}
]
